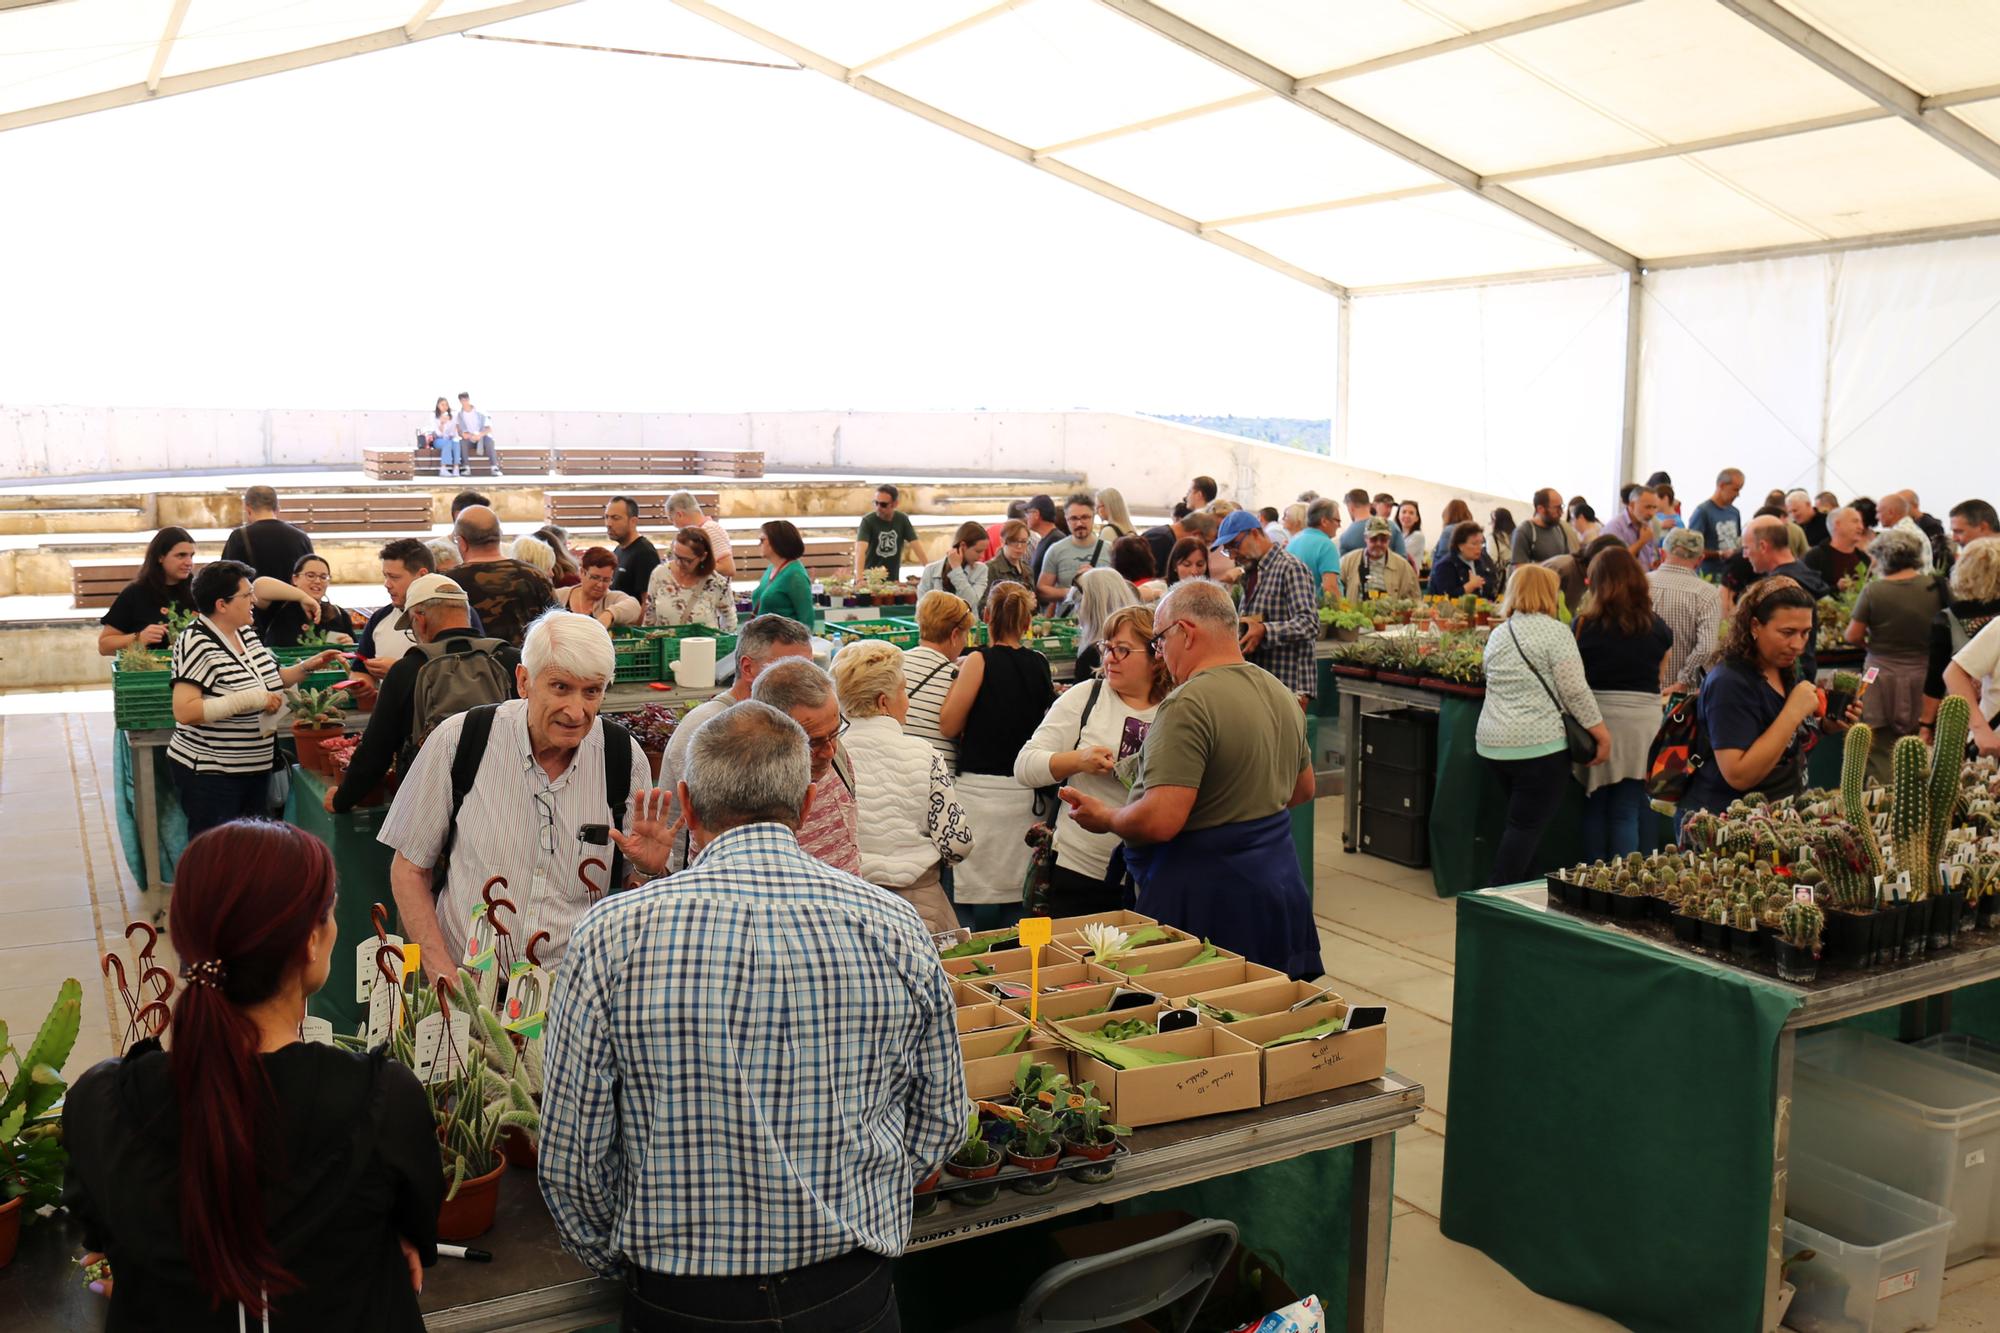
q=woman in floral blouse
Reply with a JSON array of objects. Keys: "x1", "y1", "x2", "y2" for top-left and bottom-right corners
[{"x1": 643, "y1": 527, "x2": 739, "y2": 632}]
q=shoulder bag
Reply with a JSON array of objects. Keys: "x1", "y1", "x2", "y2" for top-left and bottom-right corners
[{"x1": 1505, "y1": 621, "x2": 1597, "y2": 763}]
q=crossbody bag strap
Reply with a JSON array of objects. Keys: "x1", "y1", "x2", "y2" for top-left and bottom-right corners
[
  {"x1": 1506, "y1": 621, "x2": 1570, "y2": 718},
  {"x1": 1072, "y1": 677, "x2": 1105, "y2": 747}
]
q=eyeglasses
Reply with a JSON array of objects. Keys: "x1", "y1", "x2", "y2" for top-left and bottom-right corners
[
  {"x1": 875, "y1": 499, "x2": 893, "y2": 509},
  {"x1": 1101, "y1": 641, "x2": 1140, "y2": 663},
  {"x1": 672, "y1": 552, "x2": 700, "y2": 568},
  {"x1": 1148, "y1": 621, "x2": 1186, "y2": 656},
  {"x1": 807, "y1": 718, "x2": 850, "y2": 752}
]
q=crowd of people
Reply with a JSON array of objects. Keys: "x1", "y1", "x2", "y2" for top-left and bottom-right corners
[{"x1": 73, "y1": 457, "x2": 2000, "y2": 1330}]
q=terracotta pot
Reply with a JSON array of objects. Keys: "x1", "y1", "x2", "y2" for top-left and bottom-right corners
[
  {"x1": 292, "y1": 722, "x2": 344, "y2": 776},
  {"x1": 945, "y1": 1151, "x2": 1002, "y2": 1206},
  {"x1": 0, "y1": 1194, "x2": 21, "y2": 1268},
  {"x1": 1062, "y1": 1132, "x2": 1120, "y2": 1184},
  {"x1": 912, "y1": 1166, "x2": 941, "y2": 1218},
  {"x1": 498, "y1": 1123, "x2": 538, "y2": 1171},
  {"x1": 437, "y1": 1156, "x2": 506, "y2": 1241},
  {"x1": 643, "y1": 746, "x2": 665, "y2": 783},
  {"x1": 1006, "y1": 1145, "x2": 1064, "y2": 1195}
]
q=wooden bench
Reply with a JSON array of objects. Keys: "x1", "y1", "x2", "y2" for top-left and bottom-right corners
[
  {"x1": 282, "y1": 493, "x2": 434, "y2": 534},
  {"x1": 543, "y1": 491, "x2": 720, "y2": 528},
  {"x1": 73, "y1": 557, "x2": 146, "y2": 609},
  {"x1": 362, "y1": 447, "x2": 551, "y2": 479},
  {"x1": 552, "y1": 447, "x2": 764, "y2": 478}
]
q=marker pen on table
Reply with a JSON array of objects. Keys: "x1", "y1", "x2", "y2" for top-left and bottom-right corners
[{"x1": 436, "y1": 1244, "x2": 492, "y2": 1262}]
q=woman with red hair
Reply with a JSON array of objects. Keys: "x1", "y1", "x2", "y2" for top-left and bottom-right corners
[
  {"x1": 64, "y1": 820, "x2": 440, "y2": 1330},
  {"x1": 559, "y1": 545, "x2": 642, "y2": 627}
]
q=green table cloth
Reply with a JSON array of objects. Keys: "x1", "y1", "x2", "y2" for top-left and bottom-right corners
[
  {"x1": 1441, "y1": 890, "x2": 1800, "y2": 1333},
  {"x1": 285, "y1": 764, "x2": 399, "y2": 1031},
  {"x1": 1427, "y1": 697, "x2": 1587, "y2": 897}
]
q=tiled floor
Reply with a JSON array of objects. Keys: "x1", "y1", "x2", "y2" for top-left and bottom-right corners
[{"x1": 12, "y1": 708, "x2": 2000, "y2": 1329}]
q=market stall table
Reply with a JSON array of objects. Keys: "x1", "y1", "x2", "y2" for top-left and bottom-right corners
[
  {"x1": 3, "y1": 1072, "x2": 1422, "y2": 1333},
  {"x1": 1440, "y1": 883, "x2": 2000, "y2": 1333}
]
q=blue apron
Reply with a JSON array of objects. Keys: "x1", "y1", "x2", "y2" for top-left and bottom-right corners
[{"x1": 1122, "y1": 810, "x2": 1322, "y2": 980}]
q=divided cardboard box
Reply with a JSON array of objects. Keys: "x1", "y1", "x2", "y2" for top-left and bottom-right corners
[
  {"x1": 1186, "y1": 978, "x2": 1388, "y2": 1104},
  {"x1": 1086, "y1": 939, "x2": 1284, "y2": 999}
]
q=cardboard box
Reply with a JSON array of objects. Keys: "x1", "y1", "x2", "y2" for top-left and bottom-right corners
[
  {"x1": 955, "y1": 1003, "x2": 1031, "y2": 1035},
  {"x1": 1052, "y1": 922, "x2": 1192, "y2": 960},
  {"x1": 996, "y1": 981, "x2": 1161, "y2": 1022},
  {"x1": 1053, "y1": 1003, "x2": 1173, "y2": 1040},
  {"x1": 1071, "y1": 1027, "x2": 1262, "y2": 1127},
  {"x1": 1087, "y1": 940, "x2": 1283, "y2": 999},
  {"x1": 1183, "y1": 977, "x2": 1334, "y2": 1019},
  {"x1": 950, "y1": 981, "x2": 993, "y2": 1008},
  {"x1": 963, "y1": 1045, "x2": 1071, "y2": 1101},
  {"x1": 1044, "y1": 909, "x2": 1157, "y2": 935},
  {"x1": 974, "y1": 960, "x2": 1096, "y2": 991},
  {"x1": 1221, "y1": 1005, "x2": 1389, "y2": 1104},
  {"x1": 940, "y1": 946, "x2": 1036, "y2": 978}
]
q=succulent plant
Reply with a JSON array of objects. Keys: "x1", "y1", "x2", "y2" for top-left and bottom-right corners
[
  {"x1": 1781, "y1": 901, "x2": 1824, "y2": 951},
  {"x1": 1842, "y1": 723, "x2": 1888, "y2": 884},
  {"x1": 1891, "y1": 734, "x2": 1934, "y2": 900}
]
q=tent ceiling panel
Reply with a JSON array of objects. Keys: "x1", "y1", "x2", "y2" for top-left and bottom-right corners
[
  {"x1": 1777, "y1": 0, "x2": 2000, "y2": 97},
  {"x1": 1491, "y1": 0, "x2": 1876, "y2": 143},
  {"x1": 1952, "y1": 98, "x2": 2000, "y2": 145},
  {"x1": 1050, "y1": 96, "x2": 1443, "y2": 223},
  {"x1": 1223, "y1": 190, "x2": 1598, "y2": 288},
  {"x1": 1150, "y1": 0, "x2": 1458, "y2": 81},
  {"x1": 0, "y1": 0, "x2": 169, "y2": 117},
  {"x1": 862, "y1": 0, "x2": 1246, "y2": 150},
  {"x1": 1323, "y1": 44, "x2": 1658, "y2": 174},
  {"x1": 1508, "y1": 156, "x2": 1822, "y2": 256},
  {"x1": 160, "y1": 1, "x2": 409, "y2": 81},
  {"x1": 1691, "y1": 117, "x2": 2000, "y2": 238},
  {"x1": 697, "y1": 0, "x2": 1000, "y2": 71}
]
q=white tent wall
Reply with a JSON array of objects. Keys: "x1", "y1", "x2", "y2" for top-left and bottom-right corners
[
  {"x1": 1637, "y1": 231, "x2": 2000, "y2": 510},
  {"x1": 1345, "y1": 274, "x2": 1629, "y2": 516}
]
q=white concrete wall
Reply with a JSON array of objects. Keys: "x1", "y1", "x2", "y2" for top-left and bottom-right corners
[{"x1": 0, "y1": 406, "x2": 1527, "y2": 522}]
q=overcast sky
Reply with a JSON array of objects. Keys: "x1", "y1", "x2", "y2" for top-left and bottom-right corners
[{"x1": 0, "y1": 0, "x2": 1338, "y2": 418}]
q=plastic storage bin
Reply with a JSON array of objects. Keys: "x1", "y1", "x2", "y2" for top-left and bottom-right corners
[
  {"x1": 1784, "y1": 1153, "x2": 1955, "y2": 1333},
  {"x1": 1793, "y1": 1029, "x2": 2000, "y2": 1266}
]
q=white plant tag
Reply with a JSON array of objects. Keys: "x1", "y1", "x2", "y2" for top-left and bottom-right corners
[
  {"x1": 411, "y1": 1010, "x2": 471, "y2": 1085},
  {"x1": 1968, "y1": 1149, "x2": 1987, "y2": 1169},
  {"x1": 365, "y1": 979, "x2": 404, "y2": 1049},
  {"x1": 298, "y1": 1016, "x2": 335, "y2": 1047},
  {"x1": 356, "y1": 934, "x2": 404, "y2": 1003}
]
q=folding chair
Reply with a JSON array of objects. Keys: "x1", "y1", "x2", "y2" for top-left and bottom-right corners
[{"x1": 956, "y1": 1217, "x2": 1240, "y2": 1333}]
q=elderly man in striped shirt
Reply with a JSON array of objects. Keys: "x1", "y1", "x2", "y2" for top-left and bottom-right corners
[
  {"x1": 1649, "y1": 526, "x2": 1722, "y2": 689},
  {"x1": 540, "y1": 700, "x2": 964, "y2": 1331}
]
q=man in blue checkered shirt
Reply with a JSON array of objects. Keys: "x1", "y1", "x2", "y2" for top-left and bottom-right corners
[
  {"x1": 1214, "y1": 508, "x2": 1320, "y2": 702},
  {"x1": 539, "y1": 700, "x2": 966, "y2": 1331}
]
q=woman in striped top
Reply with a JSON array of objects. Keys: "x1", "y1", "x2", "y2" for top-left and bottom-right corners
[
  {"x1": 168, "y1": 560, "x2": 345, "y2": 836},
  {"x1": 900, "y1": 590, "x2": 971, "y2": 767}
]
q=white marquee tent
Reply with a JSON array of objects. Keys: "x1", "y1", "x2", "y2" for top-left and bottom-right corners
[{"x1": 7, "y1": 0, "x2": 2000, "y2": 507}]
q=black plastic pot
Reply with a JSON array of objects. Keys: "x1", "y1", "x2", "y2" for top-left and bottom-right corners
[
  {"x1": 1935, "y1": 889, "x2": 1967, "y2": 949},
  {"x1": 1611, "y1": 893, "x2": 1644, "y2": 922},
  {"x1": 1902, "y1": 902, "x2": 1929, "y2": 962},
  {"x1": 1671, "y1": 914, "x2": 1702, "y2": 945},
  {"x1": 1872, "y1": 903, "x2": 1907, "y2": 968},
  {"x1": 1823, "y1": 690, "x2": 1855, "y2": 728},
  {"x1": 1545, "y1": 876, "x2": 1576, "y2": 909},
  {"x1": 1727, "y1": 925, "x2": 1759, "y2": 959},
  {"x1": 1772, "y1": 939, "x2": 1819, "y2": 985},
  {"x1": 1822, "y1": 909, "x2": 1873, "y2": 971},
  {"x1": 1581, "y1": 886, "x2": 1607, "y2": 914},
  {"x1": 1645, "y1": 895, "x2": 1671, "y2": 923},
  {"x1": 1980, "y1": 894, "x2": 1999, "y2": 931},
  {"x1": 1699, "y1": 919, "x2": 1728, "y2": 950}
]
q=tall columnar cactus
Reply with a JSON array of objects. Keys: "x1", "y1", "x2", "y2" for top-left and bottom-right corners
[
  {"x1": 1842, "y1": 723, "x2": 1888, "y2": 884},
  {"x1": 1892, "y1": 735, "x2": 1933, "y2": 899},
  {"x1": 1929, "y1": 695, "x2": 1972, "y2": 873}
]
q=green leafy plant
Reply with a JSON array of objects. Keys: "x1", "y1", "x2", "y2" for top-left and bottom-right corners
[
  {"x1": 951, "y1": 1108, "x2": 994, "y2": 1168},
  {"x1": 114, "y1": 644, "x2": 169, "y2": 672},
  {"x1": 162, "y1": 605, "x2": 197, "y2": 639},
  {"x1": 1191, "y1": 999, "x2": 1253, "y2": 1023},
  {"x1": 297, "y1": 624, "x2": 332, "y2": 650},
  {"x1": 0, "y1": 978, "x2": 83, "y2": 1215},
  {"x1": 1038, "y1": 1021, "x2": 1191, "y2": 1069},
  {"x1": 995, "y1": 1028, "x2": 1029, "y2": 1056},
  {"x1": 1097, "y1": 1016, "x2": 1156, "y2": 1042},
  {"x1": 387, "y1": 973, "x2": 535, "y2": 1199},
  {"x1": 1265, "y1": 1013, "x2": 1348, "y2": 1047},
  {"x1": 939, "y1": 930, "x2": 1020, "y2": 960},
  {"x1": 283, "y1": 685, "x2": 346, "y2": 726},
  {"x1": 1014, "y1": 1100, "x2": 1063, "y2": 1158},
  {"x1": 1062, "y1": 1081, "x2": 1130, "y2": 1145}
]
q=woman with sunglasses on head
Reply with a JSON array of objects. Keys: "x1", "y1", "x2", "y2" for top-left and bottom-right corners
[
  {"x1": 64, "y1": 819, "x2": 440, "y2": 1332},
  {"x1": 1016, "y1": 604, "x2": 1171, "y2": 916},
  {"x1": 642, "y1": 527, "x2": 738, "y2": 632},
  {"x1": 937, "y1": 582, "x2": 1057, "y2": 930},
  {"x1": 251, "y1": 553, "x2": 357, "y2": 648}
]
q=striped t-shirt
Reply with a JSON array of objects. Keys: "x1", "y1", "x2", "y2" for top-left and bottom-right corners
[
  {"x1": 900, "y1": 645, "x2": 958, "y2": 768},
  {"x1": 167, "y1": 619, "x2": 282, "y2": 774}
]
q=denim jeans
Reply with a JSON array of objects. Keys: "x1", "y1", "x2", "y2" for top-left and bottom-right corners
[
  {"x1": 1582, "y1": 778, "x2": 1648, "y2": 861},
  {"x1": 1485, "y1": 749, "x2": 1574, "y2": 887},
  {"x1": 439, "y1": 436, "x2": 463, "y2": 469},
  {"x1": 623, "y1": 1249, "x2": 897, "y2": 1333},
  {"x1": 167, "y1": 759, "x2": 271, "y2": 839}
]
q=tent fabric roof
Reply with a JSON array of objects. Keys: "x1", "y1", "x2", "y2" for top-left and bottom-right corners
[{"x1": 9, "y1": 0, "x2": 2000, "y2": 292}]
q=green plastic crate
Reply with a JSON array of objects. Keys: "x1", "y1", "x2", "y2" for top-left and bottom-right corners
[
  {"x1": 825, "y1": 621, "x2": 921, "y2": 650},
  {"x1": 111, "y1": 653, "x2": 176, "y2": 731},
  {"x1": 657, "y1": 629, "x2": 737, "y2": 669},
  {"x1": 609, "y1": 629, "x2": 661, "y2": 684}
]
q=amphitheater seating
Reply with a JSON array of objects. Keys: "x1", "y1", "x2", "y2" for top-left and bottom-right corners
[
  {"x1": 283, "y1": 493, "x2": 434, "y2": 533},
  {"x1": 363, "y1": 447, "x2": 550, "y2": 479},
  {"x1": 543, "y1": 491, "x2": 720, "y2": 527},
  {"x1": 73, "y1": 557, "x2": 152, "y2": 609},
  {"x1": 551, "y1": 447, "x2": 763, "y2": 478}
]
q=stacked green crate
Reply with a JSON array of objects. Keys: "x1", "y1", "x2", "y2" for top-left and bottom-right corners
[
  {"x1": 608, "y1": 628, "x2": 661, "y2": 684},
  {"x1": 111, "y1": 651, "x2": 176, "y2": 731},
  {"x1": 824, "y1": 620, "x2": 921, "y2": 650}
]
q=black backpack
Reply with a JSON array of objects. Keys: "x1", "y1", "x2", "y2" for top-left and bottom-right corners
[{"x1": 435, "y1": 704, "x2": 637, "y2": 898}]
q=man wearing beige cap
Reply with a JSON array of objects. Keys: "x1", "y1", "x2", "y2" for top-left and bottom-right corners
[
  {"x1": 1339, "y1": 516, "x2": 1420, "y2": 600},
  {"x1": 324, "y1": 572, "x2": 519, "y2": 813}
]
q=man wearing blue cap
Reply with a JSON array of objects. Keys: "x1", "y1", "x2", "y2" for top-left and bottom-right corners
[{"x1": 1214, "y1": 508, "x2": 1320, "y2": 703}]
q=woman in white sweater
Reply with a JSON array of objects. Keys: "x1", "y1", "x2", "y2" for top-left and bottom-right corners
[
  {"x1": 833, "y1": 639, "x2": 972, "y2": 937},
  {"x1": 1476, "y1": 564, "x2": 1610, "y2": 888},
  {"x1": 1015, "y1": 604, "x2": 1171, "y2": 916}
]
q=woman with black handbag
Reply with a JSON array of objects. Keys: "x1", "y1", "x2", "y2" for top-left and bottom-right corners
[
  {"x1": 1014, "y1": 605, "x2": 1172, "y2": 916},
  {"x1": 1477, "y1": 565, "x2": 1610, "y2": 887}
]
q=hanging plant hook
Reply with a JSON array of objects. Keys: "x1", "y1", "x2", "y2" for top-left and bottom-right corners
[
  {"x1": 371, "y1": 902, "x2": 392, "y2": 943},
  {"x1": 125, "y1": 920, "x2": 159, "y2": 966},
  {"x1": 525, "y1": 931, "x2": 550, "y2": 968},
  {"x1": 481, "y1": 875, "x2": 510, "y2": 909}
]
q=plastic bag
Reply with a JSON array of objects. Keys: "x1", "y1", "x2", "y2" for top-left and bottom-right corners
[{"x1": 1225, "y1": 1294, "x2": 1324, "y2": 1333}]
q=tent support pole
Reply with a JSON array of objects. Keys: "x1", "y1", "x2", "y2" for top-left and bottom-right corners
[
  {"x1": 1619, "y1": 273, "x2": 1642, "y2": 487},
  {"x1": 1335, "y1": 294, "x2": 1352, "y2": 464}
]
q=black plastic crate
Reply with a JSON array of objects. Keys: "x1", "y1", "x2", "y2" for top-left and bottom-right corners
[
  {"x1": 1361, "y1": 710, "x2": 1437, "y2": 775},
  {"x1": 1362, "y1": 762, "x2": 1432, "y2": 817},
  {"x1": 1359, "y1": 807, "x2": 1430, "y2": 868}
]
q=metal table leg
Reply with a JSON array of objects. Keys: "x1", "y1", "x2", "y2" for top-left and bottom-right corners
[
  {"x1": 132, "y1": 736, "x2": 164, "y2": 894},
  {"x1": 1761, "y1": 1029, "x2": 1796, "y2": 1333},
  {"x1": 1341, "y1": 690, "x2": 1363, "y2": 853},
  {"x1": 1346, "y1": 1130, "x2": 1393, "y2": 1333}
]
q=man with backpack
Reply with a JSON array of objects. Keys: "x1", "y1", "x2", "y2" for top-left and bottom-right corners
[
  {"x1": 326, "y1": 573, "x2": 519, "y2": 815},
  {"x1": 380, "y1": 609, "x2": 653, "y2": 977}
]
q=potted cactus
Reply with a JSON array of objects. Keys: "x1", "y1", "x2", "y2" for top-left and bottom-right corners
[
  {"x1": 1774, "y1": 901, "x2": 1823, "y2": 984},
  {"x1": 0, "y1": 978, "x2": 82, "y2": 1269},
  {"x1": 1822, "y1": 671, "x2": 1861, "y2": 727},
  {"x1": 283, "y1": 685, "x2": 346, "y2": 778}
]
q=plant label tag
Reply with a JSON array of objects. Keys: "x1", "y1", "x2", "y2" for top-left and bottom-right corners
[
  {"x1": 1877, "y1": 1267, "x2": 1918, "y2": 1301},
  {"x1": 503, "y1": 962, "x2": 552, "y2": 1039},
  {"x1": 298, "y1": 1016, "x2": 335, "y2": 1047},
  {"x1": 411, "y1": 1011, "x2": 471, "y2": 1085},
  {"x1": 461, "y1": 905, "x2": 497, "y2": 973},
  {"x1": 1795, "y1": 886, "x2": 1814, "y2": 905},
  {"x1": 1968, "y1": 1149, "x2": 1987, "y2": 1169},
  {"x1": 356, "y1": 933, "x2": 403, "y2": 1003},
  {"x1": 366, "y1": 979, "x2": 403, "y2": 1049}
]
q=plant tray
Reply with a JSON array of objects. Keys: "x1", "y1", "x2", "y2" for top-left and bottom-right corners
[
  {"x1": 1416, "y1": 678, "x2": 1486, "y2": 698},
  {"x1": 1330, "y1": 665, "x2": 1376, "y2": 680},
  {"x1": 933, "y1": 1140, "x2": 1132, "y2": 1199},
  {"x1": 826, "y1": 621, "x2": 920, "y2": 649}
]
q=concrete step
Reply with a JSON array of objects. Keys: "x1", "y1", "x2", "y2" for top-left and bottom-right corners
[{"x1": 0, "y1": 507, "x2": 152, "y2": 536}]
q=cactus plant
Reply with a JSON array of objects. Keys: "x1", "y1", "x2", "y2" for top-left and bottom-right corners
[
  {"x1": 1842, "y1": 723, "x2": 1888, "y2": 884},
  {"x1": 1930, "y1": 695, "x2": 1972, "y2": 873},
  {"x1": 1781, "y1": 901, "x2": 1824, "y2": 951},
  {"x1": 0, "y1": 978, "x2": 84, "y2": 1216},
  {"x1": 1891, "y1": 735, "x2": 1932, "y2": 900},
  {"x1": 1733, "y1": 901, "x2": 1756, "y2": 931}
]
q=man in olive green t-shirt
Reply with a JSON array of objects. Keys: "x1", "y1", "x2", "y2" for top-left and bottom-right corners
[{"x1": 1061, "y1": 580, "x2": 1320, "y2": 976}]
